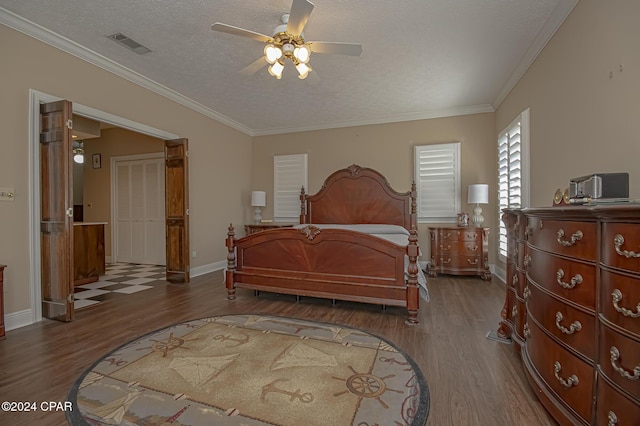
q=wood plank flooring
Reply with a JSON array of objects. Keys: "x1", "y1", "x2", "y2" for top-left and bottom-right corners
[{"x1": 0, "y1": 271, "x2": 557, "y2": 425}]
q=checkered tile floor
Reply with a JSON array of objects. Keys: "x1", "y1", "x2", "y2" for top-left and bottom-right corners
[{"x1": 74, "y1": 263, "x2": 168, "y2": 310}]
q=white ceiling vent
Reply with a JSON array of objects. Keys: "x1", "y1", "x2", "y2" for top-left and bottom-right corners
[{"x1": 107, "y1": 32, "x2": 151, "y2": 55}]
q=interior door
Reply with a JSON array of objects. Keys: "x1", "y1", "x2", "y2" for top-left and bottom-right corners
[
  {"x1": 40, "y1": 100, "x2": 74, "y2": 321},
  {"x1": 115, "y1": 158, "x2": 165, "y2": 265},
  {"x1": 165, "y1": 139, "x2": 190, "y2": 283}
]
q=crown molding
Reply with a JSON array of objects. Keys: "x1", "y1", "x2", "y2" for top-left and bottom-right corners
[
  {"x1": 493, "y1": 0, "x2": 579, "y2": 109},
  {"x1": 0, "y1": 7, "x2": 253, "y2": 136}
]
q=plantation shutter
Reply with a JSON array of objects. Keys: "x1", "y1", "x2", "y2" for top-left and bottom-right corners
[
  {"x1": 274, "y1": 154, "x2": 308, "y2": 222},
  {"x1": 414, "y1": 142, "x2": 461, "y2": 222},
  {"x1": 498, "y1": 109, "x2": 529, "y2": 259}
]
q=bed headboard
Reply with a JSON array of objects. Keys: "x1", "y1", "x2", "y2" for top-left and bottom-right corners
[{"x1": 300, "y1": 164, "x2": 417, "y2": 230}]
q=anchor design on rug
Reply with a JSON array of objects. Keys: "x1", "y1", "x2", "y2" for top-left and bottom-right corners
[
  {"x1": 212, "y1": 333, "x2": 250, "y2": 347},
  {"x1": 261, "y1": 378, "x2": 314, "y2": 403}
]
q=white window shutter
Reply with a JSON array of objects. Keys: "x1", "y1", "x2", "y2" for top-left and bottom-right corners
[
  {"x1": 414, "y1": 142, "x2": 461, "y2": 223},
  {"x1": 274, "y1": 154, "x2": 308, "y2": 222},
  {"x1": 498, "y1": 108, "x2": 529, "y2": 259}
]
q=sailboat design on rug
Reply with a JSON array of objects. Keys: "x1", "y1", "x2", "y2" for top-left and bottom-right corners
[
  {"x1": 169, "y1": 353, "x2": 240, "y2": 386},
  {"x1": 271, "y1": 342, "x2": 338, "y2": 370},
  {"x1": 89, "y1": 389, "x2": 143, "y2": 424}
]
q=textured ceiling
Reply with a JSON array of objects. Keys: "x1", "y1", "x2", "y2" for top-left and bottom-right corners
[{"x1": 0, "y1": 0, "x2": 576, "y2": 136}]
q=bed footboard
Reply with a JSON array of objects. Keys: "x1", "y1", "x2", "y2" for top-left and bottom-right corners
[{"x1": 225, "y1": 224, "x2": 420, "y2": 324}]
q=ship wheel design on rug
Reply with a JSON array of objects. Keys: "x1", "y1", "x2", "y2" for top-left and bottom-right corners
[
  {"x1": 333, "y1": 366, "x2": 402, "y2": 409},
  {"x1": 67, "y1": 314, "x2": 429, "y2": 425}
]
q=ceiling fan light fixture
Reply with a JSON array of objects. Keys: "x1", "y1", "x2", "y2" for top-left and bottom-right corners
[
  {"x1": 293, "y1": 45, "x2": 310, "y2": 63},
  {"x1": 296, "y1": 62, "x2": 311, "y2": 79},
  {"x1": 264, "y1": 44, "x2": 282, "y2": 64},
  {"x1": 268, "y1": 61, "x2": 284, "y2": 79},
  {"x1": 282, "y1": 42, "x2": 295, "y2": 56}
]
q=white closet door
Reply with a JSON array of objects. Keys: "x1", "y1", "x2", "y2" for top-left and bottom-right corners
[{"x1": 115, "y1": 157, "x2": 165, "y2": 265}]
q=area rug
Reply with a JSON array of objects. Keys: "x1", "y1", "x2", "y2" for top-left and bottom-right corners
[{"x1": 67, "y1": 314, "x2": 429, "y2": 425}]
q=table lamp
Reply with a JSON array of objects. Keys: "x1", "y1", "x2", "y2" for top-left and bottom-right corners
[
  {"x1": 468, "y1": 184, "x2": 489, "y2": 226},
  {"x1": 251, "y1": 191, "x2": 266, "y2": 224}
]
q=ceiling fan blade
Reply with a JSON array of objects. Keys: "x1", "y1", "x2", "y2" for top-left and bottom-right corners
[
  {"x1": 309, "y1": 42, "x2": 362, "y2": 56},
  {"x1": 211, "y1": 23, "x2": 272, "y2": 43},
  {"x1": 239, "y1": 57, "x2": 268, "y2": 76},
  {"x1": 286, "y1": 0, "x2": 315, "y2": 36}
]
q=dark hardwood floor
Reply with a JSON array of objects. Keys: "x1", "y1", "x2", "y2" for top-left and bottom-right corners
[{"x1": 0, "y1": 271, "x2": 556, "y2": 425}]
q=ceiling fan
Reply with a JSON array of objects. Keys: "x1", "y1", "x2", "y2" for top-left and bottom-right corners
[{"x1": 211, "y1": 0, "x2": 362, "y2": 80}]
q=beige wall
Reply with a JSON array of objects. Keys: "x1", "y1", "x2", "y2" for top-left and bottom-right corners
[
  {"x1": 252, "y1": 113, "x2": 497, "y2": 263},
  {"x1": 496, "y1": 0, "x2": 640, "y2": 207},
  {"x1": 0, "y1": 24, "x2": 252, "y2": 316},
  {"x1": 80, "y1": 127, "x2": 166, "y2": 257}
]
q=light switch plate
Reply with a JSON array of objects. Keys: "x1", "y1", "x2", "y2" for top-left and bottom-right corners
[{"x1": 0, "y1": 187, "x2": 15, "y2": 201}]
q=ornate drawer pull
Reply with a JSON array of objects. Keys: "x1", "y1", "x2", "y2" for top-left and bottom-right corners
[
  {"x1": 513, "y1": 274, "x2": 518, "y2": 286},
  {"x1": 613, "y1": 234, "x2": 640, "y2": 258},
  {"x1": 555, "y1": 312, "x2": 582, "y2": 334},
  {"x1": 467, "y1": 244, "x2": 478, "y2": 251},
  {"x1": 554, "y1": 361, "x2": 579, "y2": 387},
  {"x1": 467, "y1": 258, "x2": 479, "y2": 265},
  {"x1": 442, "y1": 258, "x2": 452, "y2": 264},
  {"x1": 511, "y1": 305, "x2": 518, "y2": 318},
  {"x1": 440, "y1": 244, "x2": 451, "y2": 251},
  {"x1": 523, "y1": 286, "x2": 531, "y2": 299},
  {"x1": 556, "y1": 269, "x2": 582, "y2": 289},
  {"x1": 523, "y1": 255, "x2": 531, "y2": 266},
  {"x1": 525, "y1": 225, "x2": 533, "y2": 237},
  {"x1": 466, "y1": 233, "x2": 477, "y2": 239},
  {"x1": 557, "y1": 229, "x2": 583, "y2": 247},
  {"x1": 610, "y1": 346, "x2": 640, "y2": 380},
  {"x1": 523, "y1": 323, "x2": 530, "y2": 338},
  {"x1": 611, "y1": 289, "x2": 640, "y2": 318},
  {"x1": 608, "y1": 411, "x2": 617, "y2": 426}
]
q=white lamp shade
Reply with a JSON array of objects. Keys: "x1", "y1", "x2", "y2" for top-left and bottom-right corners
[
  {"x1": 468, "y1": 184, "x2": 489, "y2": 204},
  {"x1": 251, "y1": 191, "x2": 266, "y2": 207}
]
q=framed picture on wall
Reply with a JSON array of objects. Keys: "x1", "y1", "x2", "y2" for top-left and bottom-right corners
[{"x1": 92, "y1": 153, "x2": 101, "y2": 169}]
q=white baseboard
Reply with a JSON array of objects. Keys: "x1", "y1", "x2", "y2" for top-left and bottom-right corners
[
  {"x1": 493, "y1": 263, "x2": 506, "y2": 284},
  {"x1": 5, "y1": 309, "x2": 35, "y2": 331},
  {"x1": 190, "y1": 260, "x2": 226, "y2": 278}
]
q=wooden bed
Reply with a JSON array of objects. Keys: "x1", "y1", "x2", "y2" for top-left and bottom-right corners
[{"x1": 225, "y1": 164, "x2": 423, "y2": 324}]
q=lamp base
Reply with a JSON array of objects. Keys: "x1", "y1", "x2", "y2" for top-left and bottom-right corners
[
  {"x1": 471, "y1": 204, "x2": 484, "y2": 227},
  {"x1": 253, "y1": 207, "x2": 263, "y2": 225}
]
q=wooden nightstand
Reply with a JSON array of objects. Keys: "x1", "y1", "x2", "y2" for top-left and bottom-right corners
[
  {"x1": 428, "y1": 226, "x2": 491, "y2": 280},
  {"x1": 244, "y1": 224, "x2": 294, "y2": 235}
]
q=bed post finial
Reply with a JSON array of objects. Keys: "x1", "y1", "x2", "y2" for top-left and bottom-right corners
[
  {"x1": 410, "y1": 181, "x2": 418, "y2": 229},
  {"x1": 300, "y1": 186, "x2": 307, "y2": 224},
  {"x1": 225, "y1": 224, "x2": 237, "y2": 300}
]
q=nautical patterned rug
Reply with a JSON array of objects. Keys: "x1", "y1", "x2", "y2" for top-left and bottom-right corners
[{"x1": 67, "y1": 314, "x2": 429, "y2": 426}]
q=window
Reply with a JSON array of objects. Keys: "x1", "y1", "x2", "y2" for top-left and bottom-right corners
[
  {"x1": 498, "y1": 108, "x2": 530, "y2": 259},
  {"x1": 414, "y1": 142, "x2": 461, "y2": 223},
  {"x1": 273, "y1": 154, "x2": 308, "y2": 222}
]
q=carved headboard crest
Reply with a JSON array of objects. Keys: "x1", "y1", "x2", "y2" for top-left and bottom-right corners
[{"x1": 347, "y1": 164, "x2": 363, "y2": 176}]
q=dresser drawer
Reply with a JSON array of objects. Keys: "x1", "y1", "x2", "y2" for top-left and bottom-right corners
[
  {"x1": 440, "y1": 240, "x2": 481, "y2": 256},
  {"x1": 527, "y1": 218, "x2": 596, "y2": 261},
  {"x1": 599, "y1": 322, "x2": 640, "y2": 399},
  {"x1": 527, "y1": 247, "x2": 596, "y2": 310},
  {"x1": 600, "y1": 269, "x2": 640, "y2": 339},
  {"x1": 527, "y1": 283, "x2": 596, "y2": 361},
  {"x1": 595, "y1": 374, "x2": 640, "y2": 426},
  {"x1": 526, "y1": 317, "x2": 594, "y2": 423},
  {"x1": 602, "y1": 222, "x2": 640, "y2": 273},
  {"x1": 439, "y1": 228, "x2": 481, "y2": 242}
]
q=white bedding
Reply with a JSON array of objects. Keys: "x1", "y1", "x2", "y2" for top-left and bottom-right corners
[{"x1": 293, "y1": 223, "x2": 429, "y2": 301}]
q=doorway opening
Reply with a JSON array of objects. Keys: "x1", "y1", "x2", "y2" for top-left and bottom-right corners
[{"x1": 29, "y1": 89, "x2": 185, "y2": 324}]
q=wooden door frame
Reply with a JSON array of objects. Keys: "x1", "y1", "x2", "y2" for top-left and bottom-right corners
[{"x1": 28, "y1": 89, "x2": 185, "y2": 323}]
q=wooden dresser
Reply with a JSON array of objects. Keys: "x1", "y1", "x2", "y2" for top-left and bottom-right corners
[
  {"x1": 500, "y1": 206, "x2": 640, "y2": 425},
  {"x1": 0, "y1": 264, "x2": 5, "y2": 339},
  {"x1": 428, "y1": 226, "x2": 491, "y2": 280}
]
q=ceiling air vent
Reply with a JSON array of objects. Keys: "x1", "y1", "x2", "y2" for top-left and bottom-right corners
[{"x1": 107, "y1": 32, "x2": 151, "y2": 55}]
